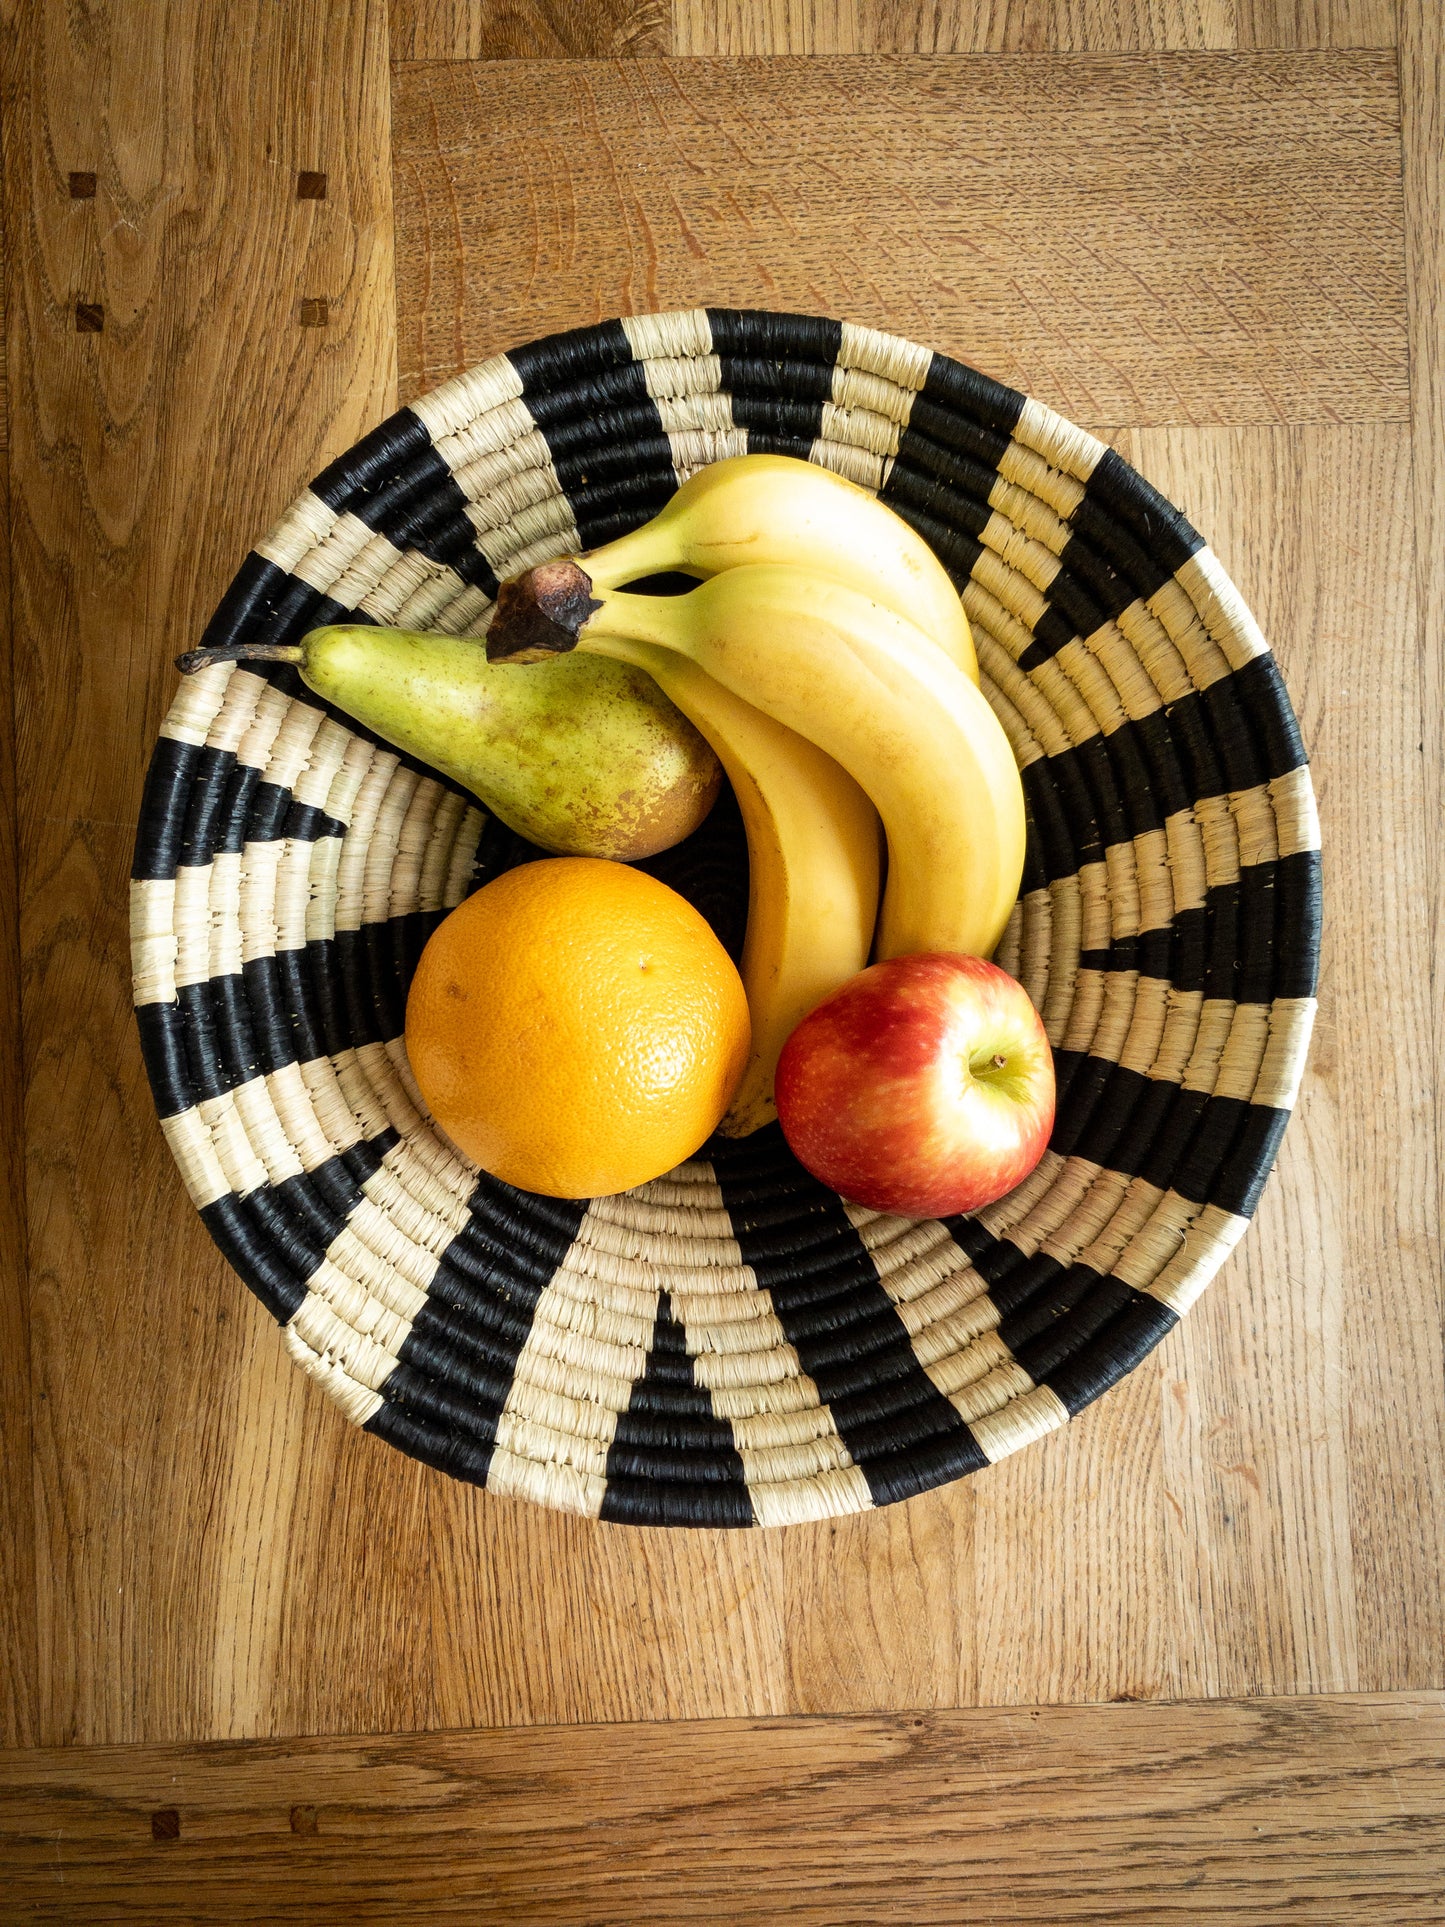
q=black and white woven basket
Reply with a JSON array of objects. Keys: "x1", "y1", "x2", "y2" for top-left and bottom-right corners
[{"x1": 130, "y1": 309, "x2": 1320, "y2": 1528}]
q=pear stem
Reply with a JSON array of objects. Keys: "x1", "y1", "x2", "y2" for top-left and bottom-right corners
[{"x1": 175, "y1": 642, "x2": 304, "y2": 675}]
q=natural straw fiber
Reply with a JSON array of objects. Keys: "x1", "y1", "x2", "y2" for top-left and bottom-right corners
[{"x1": 130, "y1": 310, "x2": 1320, "y2": 1528}]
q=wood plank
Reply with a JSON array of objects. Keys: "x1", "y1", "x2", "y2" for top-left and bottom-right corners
[
  {"x1": 672, "y1": 0, "x2": 864, "y2": 53},
  {"x1": 389, "y1": 1, "x2": 1395, "y2": 55},
  {"x1": 1136, "y1": 423, "x2": 1445, "y2": 1698},
  {"x1": 1, "y1": 1694, "x2": 1442, "y2": 1922},
  {"x1": 1398, "y1": 3, "x2": 1444, "y2": 1591},
  {"x1": 0, "y1": 40, "x2": 37, "y2": 1753},
  {"x1": 390, "y1": 0, "x2": 1245, "y2": 57},
  {"x1": 236, "y1": 1406, "x2": 788, "y2": 1736},
  {"x1": 969, "y1": 1299, "x2": 1174, "y2": 1704},
  {"x1": 781, "y1": 1479, "x2": 977, "y2": 1713},
  {"x1": 417, "y1": 1484, "x2": 787, "y2": 1732},
  {"x1": 673, "y1": 0, "x2": 1238, "y2": 53},
  {"x1": 1236, "y1": 0, "x2": 1394, "y2": 47},
  {"x1": 4, "y1": 0, "x2": 398, "y2": 1747},
  {"x1": 391, "y1": 52, "x2": 1407, "y2": 426},
  {"x1": 680, "y1": 0, "x2": 1400, "y2": 53},
  {"x1": 390, "y1": 0, "x2": 670, "y2": 60}
]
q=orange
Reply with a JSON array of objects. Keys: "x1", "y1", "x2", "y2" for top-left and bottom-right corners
[{"x1": 404, "y1": 858, "x2": 751, "y2": 1199}]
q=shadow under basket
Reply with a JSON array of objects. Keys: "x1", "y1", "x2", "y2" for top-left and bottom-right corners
[{"x1": 130, "y1": 309, "x2": 1321, "y2": 1528}]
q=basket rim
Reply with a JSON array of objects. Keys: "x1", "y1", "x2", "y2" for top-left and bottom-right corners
[{"x1": 129, "y1": 306, "x2": 1321, "y2": 1528}]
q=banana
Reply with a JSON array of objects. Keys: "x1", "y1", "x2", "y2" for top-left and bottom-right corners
[
  {"x1": 603, "y1": 640, "x2": 880, "y2": 1137},
  {"x1": 579, "y1": 454, "x2": 979, "y2": 683},
  {"x1": 490, "y1": 562, "x2": 1026, "y2": 964}
]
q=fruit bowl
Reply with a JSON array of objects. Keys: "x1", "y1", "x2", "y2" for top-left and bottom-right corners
[{"x1": 130, "y1": 309, "x2": 1320, "y2": 1527}]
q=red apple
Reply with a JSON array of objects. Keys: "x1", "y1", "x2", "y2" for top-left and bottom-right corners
[{"x1": 774, "y1": 953, "x2": 1055, "y2": 1219}]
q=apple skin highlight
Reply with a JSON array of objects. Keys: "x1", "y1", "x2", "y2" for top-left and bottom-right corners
[{"x1": 774, "y1": 953, "x2": 1055, "y2": 1220}]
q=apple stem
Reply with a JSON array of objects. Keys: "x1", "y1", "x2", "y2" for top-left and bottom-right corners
[{"x1": 992, "y1": 1054, "x2": 1007, "y2": 1069}]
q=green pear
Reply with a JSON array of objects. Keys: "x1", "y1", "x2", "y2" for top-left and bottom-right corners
[{"x1": 176, "y1": 624, "x2": 721, "y2": 860}]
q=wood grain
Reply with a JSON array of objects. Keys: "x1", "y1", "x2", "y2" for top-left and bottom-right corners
[
  {"x1": 1236, "y1": 0, "x2": 1395, "y2": 47},
  {"x1": 3, "y1": 0, "x2": 397, "y2": 1747},
  {"x1": 673, "y1": 0, "x2": 864, "y2": 53},
  {"x1": 0, "y1": 42, "x2": 37, "y2": 1754},
  {"x1": 1136, "y1": 423, "x2": 1445, "y2": 1697},
  {"x1": 391, "y1": 53, "x2": 1407, "y2": 426},
  {"x1": 390, "y1": 0, "x2": 1396, "y2": 58},
  {"x1": 676, "y1": 0, "x2": 1239, "y2": 52},
  {"x1": 417, "y1": 1483, "x2": 786, "y2": 1731},
  {"x1": 969, "y1": 1280, "x2": 1173, "y2": 1704},
  {"x1": 390, "y1": 0, "x2": 669, "y2": 59},
  {"x1": 781, "y1": 1477, "x2": 976, "y2": 1713},
  {"x1": 1398, "y1": 3, "x2": 1444, "y2": 1467},
  {"x1": 2, "y1": 1694, "x2": 1443, "y2": 1922}
]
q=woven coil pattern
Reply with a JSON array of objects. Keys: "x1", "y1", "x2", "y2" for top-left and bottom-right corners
[{"x1": 130, "y1": 309, "x2": 1321, "y2": 1528}]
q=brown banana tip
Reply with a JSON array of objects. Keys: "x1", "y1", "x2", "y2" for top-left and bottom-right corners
[{"x1": 487, "y1": 560, "x2": 600, "y2": 664}]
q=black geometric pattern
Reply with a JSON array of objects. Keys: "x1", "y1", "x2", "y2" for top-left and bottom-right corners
[{"x1": 131, "y1": 309, "x2": 1321, "y2": 1527}]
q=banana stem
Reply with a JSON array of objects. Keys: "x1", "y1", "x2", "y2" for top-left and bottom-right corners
[
  {"x1": 486, "y1": 562, "x2": 601, "y2": 662},
  {"x1": 488, "y1": 562, "x2": 694, "y2": 667},
  {"x1": 578, "y1": 521, "x2": 679, "y2": 594},
  {"x1": 175, "y1": 642, "x2": 304, "y2": 675}
]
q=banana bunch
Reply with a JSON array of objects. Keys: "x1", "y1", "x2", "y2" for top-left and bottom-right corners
[
  {"x1": 582, "y1": 453, "x2": 979, "y2": 683},
  {"x1": 495, "y1": 455, "x2": 1026, "y2": 1136}
]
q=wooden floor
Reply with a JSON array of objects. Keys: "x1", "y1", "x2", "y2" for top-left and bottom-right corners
[
  {"x1": 3, "y1": 1694, "x2": 1444, "y2": 1923},
  {"x1": 3, "y1": 0, "x2": 1443, "y2": 1917}
]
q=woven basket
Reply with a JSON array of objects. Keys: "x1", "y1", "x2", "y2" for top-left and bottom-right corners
[{"x1": 130, "y1": 308, "x2": 1320, "y2": 1528}]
